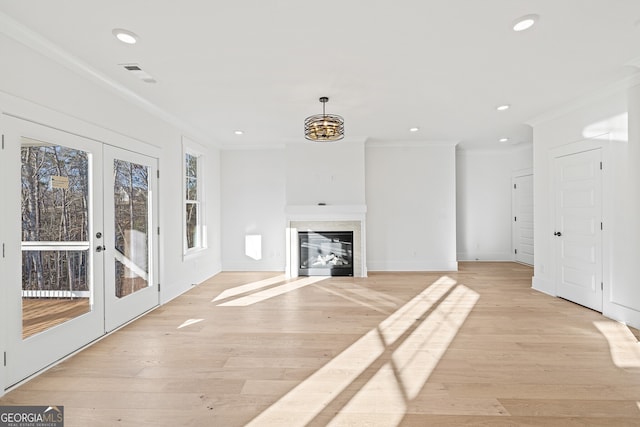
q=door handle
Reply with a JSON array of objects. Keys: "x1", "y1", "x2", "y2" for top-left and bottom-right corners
[
  {"x1": 554, "y1": 232, "x2": 562, "y2": 237},
  {"x1": 96, "y1": 245, "x2": 106, "y2": 252}
]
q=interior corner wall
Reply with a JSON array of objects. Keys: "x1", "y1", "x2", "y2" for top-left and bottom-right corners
[
  {"x1": 0, "y1": 32, "x2": 222, "y2": 308},
  {"x1": 365, "y1": 143, "x2": 457, "y2": 271},
  {"x1": 532, "y1": 86, "x2": 640, "y2": 329},
  {"x1": 456, "y1": 146, "x2": 533, "y2": 262},
  {"x1": 220, "y1": 149, "x2": 286, "y2": 271}
]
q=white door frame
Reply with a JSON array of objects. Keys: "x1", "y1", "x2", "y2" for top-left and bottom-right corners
[
  {"x1": 512, "y1": 168, "x2": 534, "y2": 265},
  {"x1": 0, "y1": 113, "x2": 7, "y2": 398},
  {"x1": 548, "y1": 135, "x2": 612, "y2": 308}
]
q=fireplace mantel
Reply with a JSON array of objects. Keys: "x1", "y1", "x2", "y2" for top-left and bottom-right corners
[
  {"x1": 285, "y1": 204, "x2": 367, "y2": 221},
  {"x1": 285, "y1": 204, "x2": 367, "y2": 277}
]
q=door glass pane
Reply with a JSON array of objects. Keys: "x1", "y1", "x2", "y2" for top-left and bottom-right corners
[
  {"x1": 114, "y1": 159, "x2": 150, "y2": 298},
  {"x1": 22, "y1": 250, "x2": 89, "y2": 338},
  {"x1": 21, "y1": 140, "x2": 91, "y2": 338}
]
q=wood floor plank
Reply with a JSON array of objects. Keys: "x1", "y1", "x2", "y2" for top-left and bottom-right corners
[{"x1": 2, "y1": 262, "x2": 640, "y2": 426}]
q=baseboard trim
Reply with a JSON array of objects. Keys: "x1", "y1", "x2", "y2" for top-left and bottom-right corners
[{"x1": 532, "y1": 275, "x2": 555, "y2": 296}]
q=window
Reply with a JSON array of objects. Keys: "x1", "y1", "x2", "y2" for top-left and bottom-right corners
[{"x1": 183, "y1": 142, "x2": 206, "y2": 255}]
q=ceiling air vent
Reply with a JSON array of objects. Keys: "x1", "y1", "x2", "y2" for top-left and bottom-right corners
[{"x1": 120, "y1": 63, "x2": 157, "y2": 84}]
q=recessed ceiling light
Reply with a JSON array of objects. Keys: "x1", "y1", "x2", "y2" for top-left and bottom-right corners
[
  {"x1": 234, "y1": 130, "x2": 244, "y2": 135},
  {"x1": 499, "y1": 138, "x2": 509, "y2": 143},
  {"x1": 513, "y1": 14, "x2": 539, "y2": 32},
  {"x1": 496, "y1": 104, "x2": 511, "y2": 111},
  {"x1": 112, "y1": 28, "x2": 139, "y2": 44},
  {"x1": 409, "y1": 127, "x2": 419, "y2": 132}
]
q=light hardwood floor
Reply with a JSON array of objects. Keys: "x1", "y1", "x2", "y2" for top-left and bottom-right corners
[{"x1": 2, "y1": 262, "x2": 640, "y2": 426}]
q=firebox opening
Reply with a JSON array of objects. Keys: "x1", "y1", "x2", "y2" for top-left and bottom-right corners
[{"x1": 298, "y1": 231, "x2": 354, "y2": 277}]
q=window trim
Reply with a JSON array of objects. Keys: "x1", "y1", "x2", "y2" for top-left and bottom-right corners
[{"x1": 182, "y1": 138, "x2": 207, "y2": 257}]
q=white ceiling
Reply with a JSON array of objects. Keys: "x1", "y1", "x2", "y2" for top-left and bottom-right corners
[{"x1": 1, "y1": 0, "x2": 640, "y2": 149}]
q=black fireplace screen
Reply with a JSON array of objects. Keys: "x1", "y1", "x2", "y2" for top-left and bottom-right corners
[{"x1": 298, "y1": 231, "x2": 354, "y2": 277}]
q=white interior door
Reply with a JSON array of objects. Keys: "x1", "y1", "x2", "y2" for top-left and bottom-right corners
[
  {"x1": 513, "y1": 174, "x2": 534, "y2": 265},
  {"x1": 103, "y1": 145, "x2": 159, "y2": 332},
  {"x1": 4, "y1": 116, "x2": 105, "y2": 387},
  {"x1": 554, "y1": 149, "x2": 603, "y2": 312}
]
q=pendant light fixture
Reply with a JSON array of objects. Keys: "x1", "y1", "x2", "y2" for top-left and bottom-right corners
[{"x1": 304, "y1": 97, "x2": 344, "y2": 141}]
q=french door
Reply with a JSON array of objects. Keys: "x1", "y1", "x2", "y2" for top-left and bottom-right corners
[
  {"x1": 103, "y1": 145, "x2": 159, "y2": 332},
  {"x1": 3, "y1": 116, "x2": 158, "y2": 387},
  {"x1": 5, "y1": 117, "x2": 105, "y2": 386}
]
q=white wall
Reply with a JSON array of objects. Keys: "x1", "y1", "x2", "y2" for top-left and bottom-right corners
[
  {"x1": 221, "y1": 149, "x2": 286, "y2": 271},
  {"x1": 220, "y1": 140, "x2": 459, "y2": 273},
  {"x1": 220, "y1": 141, "x2": 367, "y2": 272},
  {"x1": 615, "y1": 85, "x2": 640, "y2": 317},
  {"x1": 366, "y1": 142, "x2": 458, "y2": 271},
  {"x1": 456, "y1": 146, "x2": 533, "y2": 261},
  {"x1": 531, "y1": 82, "x2": 640, "y2": 329},
  {"x1": 285, "y1": 141, "x2": 366, "y2": 206}
]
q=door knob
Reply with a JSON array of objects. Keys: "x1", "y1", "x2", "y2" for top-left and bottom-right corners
[
  {"x1": 554, "y1": 232, "x2": 562, "y2": 237},
  {"x1": 96, "y1": 245, "x2": 106, "y2": 252}
]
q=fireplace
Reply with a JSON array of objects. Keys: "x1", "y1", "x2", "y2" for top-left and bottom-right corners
[
  {"x1": 285, "y1": 205, "x2": 367, "y2": 277},
  {"x1": 298, "y1": 231, "x2": 354, "y2": 277}
]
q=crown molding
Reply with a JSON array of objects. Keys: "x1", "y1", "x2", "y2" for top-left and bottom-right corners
[
  {"x1": 0, "y1": 11, "x2": 215, "y2": 147},
  {"x1": 221, "y1": 143, "x2": 287, "y2": 151},
  {"x1": 457, "y1": 141, "x2": 533, "y2": 154},
  {"x1": 365, "y1": 139, "x2": 460, "y2": 148}
]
